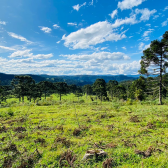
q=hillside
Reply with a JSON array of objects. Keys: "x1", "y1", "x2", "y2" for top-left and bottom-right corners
[{"x1": 0, "y1": 73, "x2": 138, "y2": 86}]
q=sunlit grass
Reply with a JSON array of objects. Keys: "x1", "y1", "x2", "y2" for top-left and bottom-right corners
[{"x1": 0, "y1": 94, "x2": 168, "y2": 167}]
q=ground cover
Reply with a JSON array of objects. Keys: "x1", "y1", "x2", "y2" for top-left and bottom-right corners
[{"x1": 0, "y1": 94, "x2": 168, "y2": 167}]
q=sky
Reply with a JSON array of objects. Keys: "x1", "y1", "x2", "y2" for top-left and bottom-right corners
[{"x1": 0, "y1": 0, "x2": 168, "y2": 75}]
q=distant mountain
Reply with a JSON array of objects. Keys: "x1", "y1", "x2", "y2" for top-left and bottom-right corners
[{"x1": 0, "y1": 73, "x2": 138, "y2": 86}]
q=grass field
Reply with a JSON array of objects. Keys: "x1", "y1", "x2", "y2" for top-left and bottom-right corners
[{"x1": 0, "y1": 94, "x2": 168, "y2": 168}]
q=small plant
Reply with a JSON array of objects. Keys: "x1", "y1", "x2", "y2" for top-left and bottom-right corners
[{"x1": 8, "y1": 109, "x2": 14, "y2": 116}]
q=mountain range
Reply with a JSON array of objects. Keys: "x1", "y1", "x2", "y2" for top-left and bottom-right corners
[{"x1": 0, "y1": 73, "x2": 139, "y2": 86}]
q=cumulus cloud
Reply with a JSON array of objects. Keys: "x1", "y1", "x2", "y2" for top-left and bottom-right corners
[
  {"x1": 8, "y1": 32, "x2": 32, "y2": 44},
  {"x1": 9, "y1": 49, "x2": 33, "y2": 58},
  {"x1": 67, "y1": 22, "x2": 77, "y2": 26},
  {"x1": 135, "y1": 8, "x2": 157, "y2": 21},
  {"x1": 72, "y1": 2, "x2": 86, "y2": 11},
  {"x1": 33, "y1": 53, "x2": 53, "y2": 59},
  {"x1": 62, "y1": 8, "x2": 156, "y2": 50},
  {"x1": 60, "y1": 52, "x2": 130, "y2": 61},
  {"x1": 109, "y1": 9, "x2": 118, "y2": 19},
  {"x1": 39, "y1": 26, "x2": 52, "y2": 33},
  {"x1": 53, "y1": 24, "x2": 60, "y2": 29},
  {"x1": 162, "y1": 19, "x2": 168, "y2": 27},
  {"x1": 0, "y1": 21, "x2": 6, "y2": 25},
  {"x1": 8, "y1": 49, "x2": 53, "y2": 59},
  {"x1": 118, "y1": 0, "x2": 145, "y2": 10},
  {"x1": 0, "y1": 45, "x2": 15, "y2": 50},
  {"x1": 62, "y1": 21, "x2": 127, "y2": 49}
]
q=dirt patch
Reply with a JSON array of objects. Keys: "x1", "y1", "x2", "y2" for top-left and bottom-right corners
[
  {"x1": 17, "y1": 133, "x2": 27, "y2": 140},
  {"x1": 3, "y1": 143, "x2": 18, "y2": 152},
  {"x1": 55, "y1": 137, "x2": 71, "y2": 148},
  {"x1": 146, "y1": 122, "x2": 156, "y2": 129},
  {"x1": 2, "y1": 156, "x2": 13, "y2": 168},
  {"x1": 73, "y1": 128, "x2": 81, "y2": 136},
  {"x1": 94, "y1": 142, "x2": 117, "y2": 149},
  {"x1": 1, "y1": 136, "x2": 6, "y2": 141},
  {"x1": 14, "y1": 126, "x2": 26, "y2": 133},
  {"x1": 106, "y1": 124, "x2": 114, "y2": 131},
  {"x1": 103, "y1": 158, "x2": 113, "y2": 168},
  {"x1": 0, "y1": 126, "x2": 7, "y2": 133},
  {"x1": 129, "y1": 115, "x2": 140, "y2": 122},
  {"x1": 122, "y1": 139, "x2": 136, "y2": 148},
  {"x1": 135, "y1": 146, "x2": 154, "y2": 157},
  {"x1": 18, "y1": 149, "x2": 41, "y2": 168},
  {"x1": 59, "y1": 150, "x2": 76, "y2": 168},
  {"x1": 34, "y1": 138, "x2": 46, "y2": 144}
]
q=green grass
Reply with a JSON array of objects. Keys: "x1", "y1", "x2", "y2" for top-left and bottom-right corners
[{"x1": 0, "y1": 94, "x2": 168, "y2": 167}]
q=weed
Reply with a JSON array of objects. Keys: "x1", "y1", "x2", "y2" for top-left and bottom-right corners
[{"x1": 73, "y1": 128, "x2": 81, "y2": 136}]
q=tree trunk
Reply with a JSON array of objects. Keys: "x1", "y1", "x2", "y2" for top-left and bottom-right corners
[
  {"x1": 159, "y1": 54, "x2": 163, "y2": 105},
  {"x1": 22, "y1": 96, "x2": 24, "y2": 102},
  {"x1": 45, "y1": 91, "x2": 46, "y2": 100}
]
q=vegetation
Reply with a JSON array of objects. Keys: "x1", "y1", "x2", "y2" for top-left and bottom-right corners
[
  {"x1": 0, "y1": 31, "x2": 168, "y2": 167},
  {"x1": 0, "y1": 94, "x2": 168, "y2": 167}
]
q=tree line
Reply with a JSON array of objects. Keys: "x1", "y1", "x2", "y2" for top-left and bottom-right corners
[{"x1": 0, "y1": 74, "x2": 168, "y2": 104}]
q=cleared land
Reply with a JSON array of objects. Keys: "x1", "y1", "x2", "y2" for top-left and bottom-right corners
[{"x1": 0, "y1": 94, "x2": 168, "y2": 167}]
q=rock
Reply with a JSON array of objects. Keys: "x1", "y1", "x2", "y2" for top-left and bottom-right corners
[{"x1": 82, "y1": 149, "x2": 107, "y2": 160}]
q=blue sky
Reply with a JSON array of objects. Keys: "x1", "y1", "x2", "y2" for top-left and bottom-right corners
[{"x1": 0, "y1": 0, "x2": 168, "y2": 75}]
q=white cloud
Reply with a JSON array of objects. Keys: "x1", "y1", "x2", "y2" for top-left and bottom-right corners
[
  {"x1": 153, "y1": 15, "x2": 159, "y2": 19},
  {"x1": 8, "y1": 32, "x2": 32, "y2": 44},
  {"x1": 39, "y1": 26, "x2": 52, "y2": 33},
  {"x1": 9, "y1": 49, "x2": 33, "y2": 58},
  {"x1": 60, "y1": 52, "x2": 130, "y2": 61},
  {"x1": 135, "y1": 8, "x2": 157, "y2": 21},
  {"x1": 62, "y1": 21, "x2": 127, "y2": 49},
  {"x1": 72, "y1": 2, "x2": 86, "y2": 11},
  {"x1": 33, "y1": 53, "x2": 53, "y2": 59},
  {"x1": 145, "y1": 24, "x2": 151, "y2": 27},
  {"x1": 143, "y1": 29, "x2": 154, "y2": 37},
  {"x1": 109, "y1": 9, "x2": 118, "y2": 19},
  {"x1": 0, "y1": 21, "x2": 6, "y2": 25},
  {"x1": 162, "y1": 19, "x2": 168, "y2": 27},
  {"x1": 139, "y1": 42, "x2": 144, "y2": 50},
  {"x1": 112, "y1": 14, "x2": 137, "y2": 28},
  {"x1": 163, "y1": 6, "x2": 168, "y2": 11},
  {"x1": 67, "y1": 22, "x2": 77, "y2": 26},
  {"x1": 100, "y1": 47, "x2": 108, "y2": 50},
  {"x1": 89, "y1": 0, "x2": 94, "y2": 5},
  {"x1": 118, "y1": 0, "x2": 145, "y2": 10},
  {"x1": 139, "y1": 42, "x2": 150, "y2": 51},
  {"x1": 53, "y1": 24, "x2": 60, "y2": 29},
  {"x1": 56, "y1": 41, "x2": 60, "y2": 44},
  {"x1": 8, "y1": 49, "x2": 53, "y2": 59},
  {"x1": 0, "y1": 45, "x2": 15, "y2": 50},
  {"x1": 122, "y1": 47, "x2": 126, "y2": 50}
]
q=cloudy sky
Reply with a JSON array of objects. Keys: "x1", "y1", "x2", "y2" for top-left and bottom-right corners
[{"x1": 0, "y1": 0, "x2": 168, "y2": 75}]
